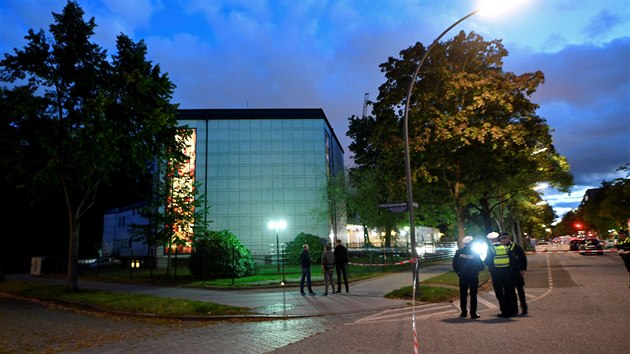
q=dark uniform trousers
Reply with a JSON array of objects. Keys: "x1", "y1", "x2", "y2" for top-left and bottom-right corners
[
  {"x1": 459, "y1": 272, "x2": 479, "y2": 315},
  {"x1": 492, "y1": 267, "x2": 517, "y2": 316},
  {"x1": 512, "y1": 271, "x2": 527, "y2": 311}
]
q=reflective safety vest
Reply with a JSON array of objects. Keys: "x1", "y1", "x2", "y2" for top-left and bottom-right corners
[{"x1": 493, "y1": 245, "x2": 510, "y2": 268}]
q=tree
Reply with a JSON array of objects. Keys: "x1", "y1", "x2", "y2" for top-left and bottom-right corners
[
  {"x1": 284, "y1": 233, "x2": 327, "y2": 265},
  {"x1": 346, "y1": 115, "x2": 411, "y2": 248},
  {"x1": 189, "y1": 230, "x2": 257, "y2": 279},
  {"x1": 130, "y1": 130, "x2": 210, "y2": 277},
  {"x1": 350, "y1": 31, "x2": 572, "y2": 244},
  {"x1": 579, "y1": 164, "x2": 630, "y2": 235},
  {"x1": 0, "y1": 1, "x2": 184, "y2": 290},
  {"x1": 311, "y1": 171, "x2": 348, "y2": 243}
]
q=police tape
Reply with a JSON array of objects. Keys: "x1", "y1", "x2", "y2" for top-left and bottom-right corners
[
  {"x1": 528, "y1": 248, "x2": 620, "y2": 254},
  {"x1": 349, "y1": 258, "x2": 418, "y2": 267}
]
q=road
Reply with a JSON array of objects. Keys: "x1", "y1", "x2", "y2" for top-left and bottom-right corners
[{"x1": 1, "y1": 252, "x2": 628, "y2": 353}]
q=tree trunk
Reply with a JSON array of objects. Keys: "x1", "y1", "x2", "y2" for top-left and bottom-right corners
[
  {"x1": 456, "y1": 202, "x2": 466, "y2": 246},
  {"x1": 479, "y1": 197, "x2": 494, "y2": 233},
  {"x1": 66, "y1": 222, "x2": 79, "y2": 291}
]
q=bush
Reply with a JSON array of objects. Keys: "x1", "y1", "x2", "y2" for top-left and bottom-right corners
[
  {"x1": 284, "y1": 233, "x2": 328, "y2": 265},
  {"x1": 189, "y1": 230, "x2": 257, "y2": 279}
]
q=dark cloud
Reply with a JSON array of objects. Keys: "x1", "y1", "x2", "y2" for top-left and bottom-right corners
[
  {"x1": 506, "y1": 38, "x2": 630, "y2": 189},
  {"x1": 583, "y1": 9, "x2": 625, "y2": 39}
]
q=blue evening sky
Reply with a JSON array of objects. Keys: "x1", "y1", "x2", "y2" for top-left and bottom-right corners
[{"x1": 1, "y1": 0, "x2": 629, "y2": 221}]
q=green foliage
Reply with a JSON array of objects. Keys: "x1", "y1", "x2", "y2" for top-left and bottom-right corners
[
  {"x1": 189, "y1": 230, "x2": 257, "y2": 279},
  {"x1": 571, "y1": 164, "x2": 630, "y2": 236},
  {"x1": 284, "y1": 233, "x2": 327, "y2": 265}
]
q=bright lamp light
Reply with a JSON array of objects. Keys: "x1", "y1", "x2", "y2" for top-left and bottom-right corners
[
  {"x1": 478, "y1": 0, "x2": 527, "y2": 18},
  {"x1": 268, "y1": 220, "x2": 287, "y2": 231}
]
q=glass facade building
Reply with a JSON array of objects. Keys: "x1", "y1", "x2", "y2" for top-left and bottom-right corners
[{"x1": 177, "y1": 108, "x2": 346, "y2": 256}]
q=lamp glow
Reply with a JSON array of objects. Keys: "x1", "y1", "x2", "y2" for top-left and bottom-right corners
[
  {"x1": 268, "y1": 219, "x2": 287, "y2": 272},
  {"x1": 478, "y1": 0, "x2": 527, "y2": 18}
]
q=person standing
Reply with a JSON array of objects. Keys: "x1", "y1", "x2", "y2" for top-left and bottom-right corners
[
  {"x1": 616, "y1": 230, "x2": 630, "y2": 288},
  {"x1": 334, "y1": 239, "x2": 349, "y2": 293},
  {"x1": 321, "y1": 244, "x2": 335, "y2": 296},
  {"x1": 299, "y1": 244, "x2": 316, "y2": 296},
  {"x1": 452, "y1": 235, "x2": 484, "y2": 319},
  {"x1": 501, "y1": 232, "x2": 528, "y2": 315},
  {"x1": 485, "y1": 232, "x2": 517, "y2": 317}
]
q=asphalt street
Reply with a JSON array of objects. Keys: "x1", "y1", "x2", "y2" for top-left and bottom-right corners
[{"x1": 1, "y1": 252, "x2": 629, "y2": 353}]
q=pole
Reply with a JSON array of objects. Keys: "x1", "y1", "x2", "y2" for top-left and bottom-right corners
[
  {"x1": 402, "y1": 9, "x2": 479, "y2": 294},
  {"x1": 281, "y1": 244, "x2": 285, "y2": 283},
  {"x1": 276, "y1": 231, "x2": 280, "y2": 272}
]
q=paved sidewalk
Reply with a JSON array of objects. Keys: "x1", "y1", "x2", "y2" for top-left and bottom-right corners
[{"x1": 6, "y1": 263, "x2": 453, "y2": 318}]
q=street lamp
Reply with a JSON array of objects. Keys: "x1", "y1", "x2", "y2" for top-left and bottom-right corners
[{"x1": 268, "y1": 219, "x2": 287, "y2": 272}]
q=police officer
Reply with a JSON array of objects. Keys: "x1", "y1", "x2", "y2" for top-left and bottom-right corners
[
  {"x1": 452, "y1": 235, "x2": 484, "y2": 319},
  {"x1": 485, "y1": 232, "x2": 517, "y2": 317},
  {"x1": 616, "y1": 230, "x2": 630, "y2": 288},
  {"x1": 500, "y1": 232, "x2": 527, "y2": 315}
]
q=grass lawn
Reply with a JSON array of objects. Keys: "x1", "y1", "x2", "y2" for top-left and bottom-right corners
[{"x1": 385, "y1": 269, "x2": 492, "y2": 302}]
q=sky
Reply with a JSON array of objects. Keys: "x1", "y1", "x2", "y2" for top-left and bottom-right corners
[{"x1": 1, "y1": 0, "x2": 629, "y2": 221}]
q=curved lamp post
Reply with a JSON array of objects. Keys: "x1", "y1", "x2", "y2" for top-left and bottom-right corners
[
  {"x1": 403, "y1": 9, "x2": 480, "y2": 279},
  {"x1": 268, "y1": 220, "x2": 287, "y2": 272}
]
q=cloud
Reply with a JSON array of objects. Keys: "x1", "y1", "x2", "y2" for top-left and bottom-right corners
[{"x1": 506, "y1": 38, "x2": 630, "y2": 188}]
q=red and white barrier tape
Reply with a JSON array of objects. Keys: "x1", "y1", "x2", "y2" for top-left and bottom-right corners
[
  {"x1": 528, "y1": 249, "x2": 620, "y2": 254},
  {"x1": 349, "y1": 258, "x2": 418, "y2": 267},
  {"x1": 411, "y1": 258, "x2": 419, "y2": 354}
]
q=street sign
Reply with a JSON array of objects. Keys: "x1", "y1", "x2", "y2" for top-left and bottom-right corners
[{"x1": 378, "y1": 202, "x2": 418, "y2": 213}]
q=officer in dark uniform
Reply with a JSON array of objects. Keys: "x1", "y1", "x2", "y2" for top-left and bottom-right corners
[
  {"x1": 616, "y1": 230, "x2": 630, "y2": 288},
  {"x1": 485, "y1": 232, "x2": 517, "y2": 317},
  {"x1": 453, "y1": 235, "x2": 485, "y2": 319},
  {"x1": 501, "y1": 232, "x2": 528, "y2": 315}
]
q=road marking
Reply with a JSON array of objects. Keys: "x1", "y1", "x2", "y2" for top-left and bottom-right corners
[
  {"x1": 477, "y1": 295, "x2": 497, "y2": 309},
  {"x1": 351, "y1": 304, "x2": 454, "y2": 324},
  {"x1": 528, "y1": 253, "x2": 554, "y2": 303}
]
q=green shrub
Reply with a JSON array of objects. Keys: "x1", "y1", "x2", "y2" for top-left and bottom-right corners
[
  {"x1": 189, "y1": 230, "x2": 257, "y2": 279},
  {"x1": 284, "y1": 232, "x2": 327, "y2": 265}
]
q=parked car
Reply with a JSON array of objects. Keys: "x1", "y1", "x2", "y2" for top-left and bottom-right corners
[
  {"x1": 89, "y1": 257, "x2": 122, "y2": 268},
  {"x1": 579, "y1": 238, "x2": 603, "y2": 255}
]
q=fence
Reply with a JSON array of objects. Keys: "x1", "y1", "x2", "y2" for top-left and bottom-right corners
[{"x1": 347, "y1": 242, "x2": 458, "y2": 266}]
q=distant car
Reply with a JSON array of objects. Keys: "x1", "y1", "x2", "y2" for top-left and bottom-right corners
[
  {"x1": 601, "y1": 239, "x2": 617, "y2": 249},
  {"x1": 89, "y1": 257, "x2": 121, "y2": 268},
  {"x1": 579, "y1": 239, "x2": 603, "y2": 255}
]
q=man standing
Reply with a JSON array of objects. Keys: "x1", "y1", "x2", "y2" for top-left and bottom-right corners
[
  {"x1": 299, "y1": 244, "x2": 316, "y2": 296},
  {"x1": 321, "y1": 244, "x2": 335, "y2": 296},
  {"x1": 452, "y1": 235, "x2": 484, "y2": 319},
  {"x1": 616, "y1": 230, "x2": 630, "y2": 288},
  {"x1": 501, "y1": 232, "x2": 528, "y2": 315},
  {"x1": 334, "y1": 239, "x2": 349, "y2": 293},
  {"x1": 485, "y1": 232, "x2": 517, "y2": 317}
]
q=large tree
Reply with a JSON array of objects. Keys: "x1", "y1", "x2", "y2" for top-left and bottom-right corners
[
  {"x1": 0, "y1": 1, "x2": 184, "y2": 290},
  {"x1": 350, "y1": 31, "x2": 572, "y2": 243}
]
